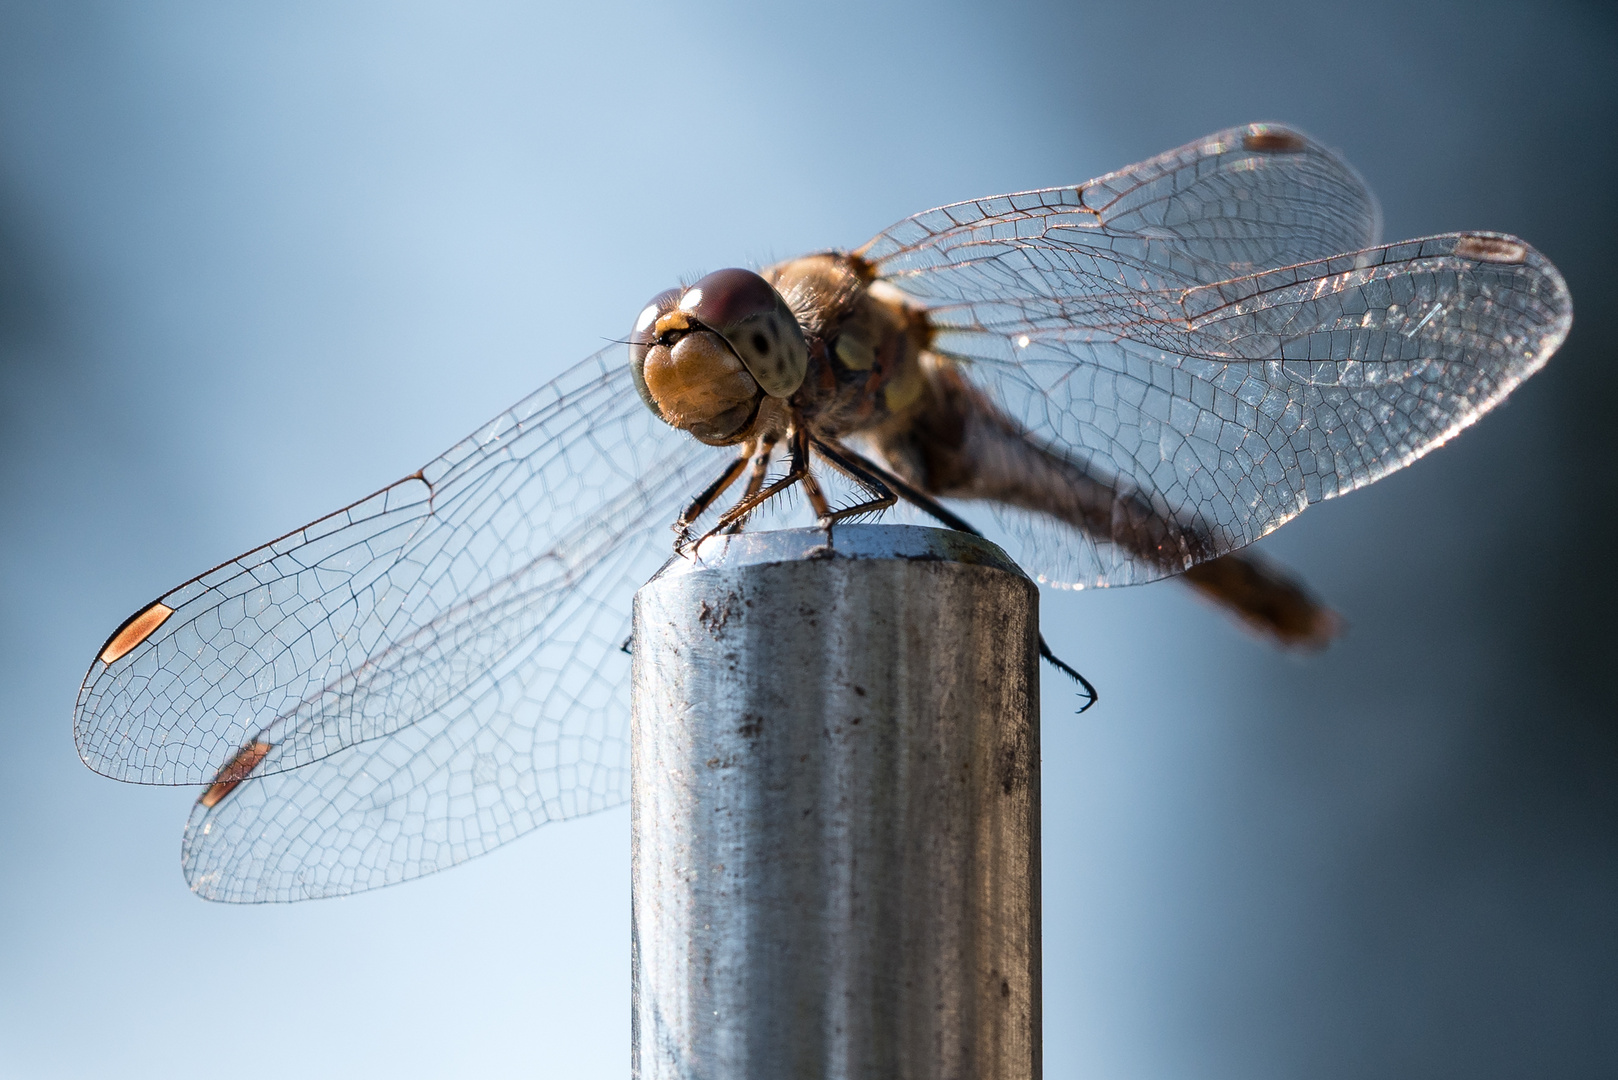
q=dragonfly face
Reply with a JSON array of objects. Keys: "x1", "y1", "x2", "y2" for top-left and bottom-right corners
[
  {"x1": 73, "y1": 122, "x2": 1572, "y2": 902},
  {"x1": 629, "y1": 269, "x2": 807, "y2": 445}
]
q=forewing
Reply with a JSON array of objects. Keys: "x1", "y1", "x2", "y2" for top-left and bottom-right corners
[
  {"x1": 860, "y1": 122, "x2": 1382, "y2": 293},
  {"x1": 179, "y1": 514, "x2": 680, "y2": 901},
  {"x1": 75, "y1": 348, "x2": 716, "y2": 788},
  {"x1": 927, "y1": 233, "x2": 1572, "y2": 587}
]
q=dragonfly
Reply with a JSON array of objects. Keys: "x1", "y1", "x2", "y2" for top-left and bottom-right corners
[{"x1": 74, "y1": 123, "x2": 1571, "y2": 903}]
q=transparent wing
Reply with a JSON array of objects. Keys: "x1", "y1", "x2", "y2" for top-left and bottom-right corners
[
  {"x1": 859, "y1": 124, "x2": 1568, "y2": 588},
  {"x1": 916, "y1": 233, "x2": 1571, "y2": 588},
  {"x1": 179, "y1": 515, "x2": 682, "y2": 902},
  {"x1": 861, "y1": 122, "x2": 1383, "y2": 295},
  {"x1": 74, "y1": 348, "x2": 722, "y2": 897}
]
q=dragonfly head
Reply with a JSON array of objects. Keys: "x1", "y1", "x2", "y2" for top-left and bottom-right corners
[{"x1": 629, "y1": 268, "x2": 808, "y2": 445}]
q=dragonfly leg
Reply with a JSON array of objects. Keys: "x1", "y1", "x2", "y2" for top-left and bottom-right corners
[
  {"x1": 694, "y1": 427, "x2": 811, "y2": 547},
  {"x1": 800, "y1": 470, "x2": 833, "y2": 519},
  {"x1": 674, "y1": 443, "x2": 753, "y2": 550},
  {"x1": 812, "y1": 437, "x2": 1098, "y2": 711},
  {"x1": 721, "y1": 433, "x2": 780, "y2": 534},
  {"x1": 805, "y1": 435, "x2": 898, "y2": 524}
]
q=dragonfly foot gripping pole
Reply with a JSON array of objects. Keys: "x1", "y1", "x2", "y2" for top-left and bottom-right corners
[{"x1": 631, "y1": 524, "x2": 1041, "y2": 1080}]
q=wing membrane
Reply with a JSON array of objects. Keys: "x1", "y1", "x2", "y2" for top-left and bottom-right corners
[
  {"x1": 862, "y1": 122, "x2": 1382, "y2": 293},
  {"x1": 926, "y1": 233, "x2": 1572, "y2": 587},
  {"x1": 180, "y1": 515, "x2": 679, "y2": 901},
  {"x1": 860, "y1": 124, "x2": 1565, "y2": 588},
  {"x1": 74, "y1": 349, "x2": 715, "y2": 788}
]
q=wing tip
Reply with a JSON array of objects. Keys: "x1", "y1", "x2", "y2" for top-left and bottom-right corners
[{"x1": 1450, "y1": 230, "x2": 1574, "y2": 358}]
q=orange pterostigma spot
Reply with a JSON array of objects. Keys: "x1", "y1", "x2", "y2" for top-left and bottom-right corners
[
  {"x1": 1242, "y1": 128, "x2": 1306, "y2": 153},
  {"x1": 199, "y1": 741, "x2": 273, "y2": 809},
  {"x1": 98, "y1": 602, "x2": 175, "y2": 664},
  {"x1": 1455, "y1": 235, "x2": 1527, "y2": 264}
]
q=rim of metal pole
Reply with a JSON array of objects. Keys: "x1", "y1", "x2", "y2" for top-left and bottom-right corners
[{"x1": 655, "y1": 523, "x2": 1028, "y2": 582}]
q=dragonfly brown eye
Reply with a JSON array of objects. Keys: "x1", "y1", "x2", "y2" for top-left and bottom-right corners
[
  {"x1": 630, "y1": 281, "x2": 764, "y2": 444},
  {"x1": 677, "y1": 268, "x2": 807, "y2": 399},
  {"x1": 629, "y1": 287, "x2": 684, "y2": 421}
]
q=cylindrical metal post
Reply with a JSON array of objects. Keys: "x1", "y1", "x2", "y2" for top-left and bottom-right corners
[{"x1": 631, "y1": 524, "x2": 1041, "y2": 1080}]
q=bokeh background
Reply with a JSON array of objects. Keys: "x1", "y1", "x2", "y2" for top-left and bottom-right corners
[{"x1": 2, "y1": 1, "x2": 1614, "y2": 1077}]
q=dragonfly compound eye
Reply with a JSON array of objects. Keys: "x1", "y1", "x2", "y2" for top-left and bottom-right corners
[
  {"x1": 628, "y1": 269, "x2": 807, "y2": 444},
  {"x1": 629, "y1": 287, "x2": 684, "y2": 422},
  {"x1": 676, "y1": 268, "x2": 808, "y2": 399},
  {"x1": 632, "y1": 284, "x2": 764, "y2": 445}
]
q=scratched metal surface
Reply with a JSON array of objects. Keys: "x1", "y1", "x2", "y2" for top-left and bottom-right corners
[{"x1": 631, "y1": 525, "x2": 1040, "y2": 1080}]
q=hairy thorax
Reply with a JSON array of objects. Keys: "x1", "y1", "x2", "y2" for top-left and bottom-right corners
[{"x1": 765, "y1": 252, "x2": 934, "y2": 441}]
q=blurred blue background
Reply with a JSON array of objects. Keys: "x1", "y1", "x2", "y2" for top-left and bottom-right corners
[{"x1": 2, "y1": 1, "x2": 1614, "y2": 1077}]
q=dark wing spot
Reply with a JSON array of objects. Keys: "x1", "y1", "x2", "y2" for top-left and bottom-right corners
[
  {"x1": 199, "y1": 741, "x2": 273, "y2": 808},
  {"x1": 99, "y1": 601, "x2": 175, "y2": 664},
  {"x1": 1454, "y1": 234, "x2": 1527, "y2": 264},
  {"x1": 751, "y1": 332, "x2": 770, "y2": 354},
  {"x1": 1243, "y1": 129, "x2": 1306, "y2": 153}
]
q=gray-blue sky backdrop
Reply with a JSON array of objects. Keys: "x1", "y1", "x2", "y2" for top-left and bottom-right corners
[{"x1": 2, "y1": 1, "x2": 1614, "y2": 1077}]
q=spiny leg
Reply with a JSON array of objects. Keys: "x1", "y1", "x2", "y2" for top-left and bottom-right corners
[
  {"x1": 722, "y1": 433, "x2": 780, "y2": 535},
  {"x1": 800, "y1": 470, "x2": 833, "y2": 520},
  {"x1": 805, "y1": 435, "x2": 897, "y2": 524},
  {"x1": 1029, "y1": 641, "x2": 1098, "y2": 711},
  {"x1": 698, "y1": 426, "x2": 811, "y2": 544},
  {"x1": 674, "y1": 440, "x2": 753, "y2": 551},
  {"x1": 813, "y1": 436, "x2": 1098, "y2": 712}
]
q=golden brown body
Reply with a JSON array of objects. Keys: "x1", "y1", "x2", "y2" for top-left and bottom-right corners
[{"x1": 751, "y1": 252, "x2": 1338, "y2": 648}]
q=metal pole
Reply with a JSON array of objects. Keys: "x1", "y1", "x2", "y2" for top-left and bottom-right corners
[{"x1": 631, "y1": 524, "x2": 1041, "y2": 1080}]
